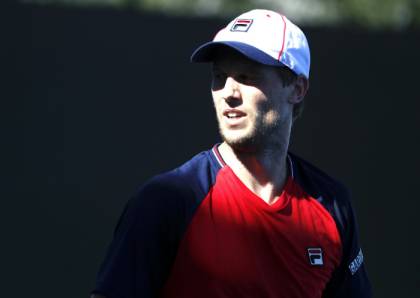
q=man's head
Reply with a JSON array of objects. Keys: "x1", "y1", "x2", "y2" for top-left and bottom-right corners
[{"x1": 191, "y1": 9, "x2": 310, "y2": 150}]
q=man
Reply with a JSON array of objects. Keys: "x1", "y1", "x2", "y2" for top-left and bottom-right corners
[{"x1": 91, "y1": 9, "x2": 371, "y2": 298}]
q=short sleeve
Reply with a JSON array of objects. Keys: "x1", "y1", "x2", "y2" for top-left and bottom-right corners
[
  {"x1": 322, "y1": 189, "x2": 372, "y2": 298},
  {"x1": 91, "y1": 179, "x2": 188, "y2": 298}
]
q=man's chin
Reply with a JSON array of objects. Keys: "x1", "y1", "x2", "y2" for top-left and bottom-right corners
[{"x1": 221, "y1": 134, "x2": 260, "y2": 153}]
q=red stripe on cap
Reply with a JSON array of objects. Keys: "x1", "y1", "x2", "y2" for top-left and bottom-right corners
[
  {"x1": 237, "y1": 20, "x2": 251, "y2": 23},
  {"x1": 277, "y1": 15, "x2": 287, "y2": 61}
]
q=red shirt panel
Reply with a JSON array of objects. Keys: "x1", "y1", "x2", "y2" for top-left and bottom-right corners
[{"x1": 162, "y1": 166, "x2": 342, "y2": 298}]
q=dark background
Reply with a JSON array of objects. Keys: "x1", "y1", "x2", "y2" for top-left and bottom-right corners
[{"x1": 4, "y1": 3, "x2": 420, "y2": 298}]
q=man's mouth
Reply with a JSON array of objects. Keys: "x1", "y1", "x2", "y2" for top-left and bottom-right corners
[
  {"x1": 226, "y1": 112, "x2": 241, "y2": 119},
  {"x1": 223, "y1": 109, "x2": 246, "y2": 119}
]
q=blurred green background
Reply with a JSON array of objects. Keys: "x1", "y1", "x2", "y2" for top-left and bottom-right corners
[
  {"x1": 22, "y1": 0, "x2": 420, "y2": 28},
  {"x1": 7, "y1": 1, "x2": 420, "y2": 298}
]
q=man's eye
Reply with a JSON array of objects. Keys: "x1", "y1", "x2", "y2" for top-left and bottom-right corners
[
  {"x1": 238, "y1": 74, "x2": 249, "y2": 81},
  {"x1": 237, "y1": 74, "x2": 256, "y2": 84},
  {"x1": 213, "y1": 72, "x2": 225, "y2": 80}
]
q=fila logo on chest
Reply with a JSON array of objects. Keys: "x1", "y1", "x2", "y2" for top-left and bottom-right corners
[{"x1": 307, "y1": 248, "x2": 324, "y2": 266}]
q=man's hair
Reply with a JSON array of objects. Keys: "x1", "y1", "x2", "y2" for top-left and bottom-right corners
[{"x1": 276, "y1": 67, "x2": 304, "y2": 121}]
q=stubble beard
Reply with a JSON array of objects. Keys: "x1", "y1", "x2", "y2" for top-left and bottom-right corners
[{"x1": 218, "y1": 114, "x2": 285, "y2": 154}]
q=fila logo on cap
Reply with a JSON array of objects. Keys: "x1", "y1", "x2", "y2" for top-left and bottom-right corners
[
  {"x1": 307, "y1": 248, "x2": 324, "y2": 266},
  {"x1": 231, "y1": 19, "x2": 253, "y2": 32}
]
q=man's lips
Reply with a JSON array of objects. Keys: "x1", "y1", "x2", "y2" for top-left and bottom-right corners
[{"x1": 223, "y1": 109, "x2": 246, "y2": 119}]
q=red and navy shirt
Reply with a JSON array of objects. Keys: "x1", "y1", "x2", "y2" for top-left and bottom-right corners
[{"x1": 92, "y1": 145, "x2": 371, "y2": 298}]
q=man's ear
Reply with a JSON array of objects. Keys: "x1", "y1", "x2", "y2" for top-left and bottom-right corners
[{"x1": 288, "y1": 76, "x2": 309, "y2": 104}]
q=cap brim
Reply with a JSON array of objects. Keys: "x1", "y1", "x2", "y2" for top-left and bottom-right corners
[{"x1": 190, "y1": 41, "x2": 285, "y2": 67}]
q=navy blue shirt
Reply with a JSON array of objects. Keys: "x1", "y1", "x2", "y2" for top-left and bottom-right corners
[{"x1": 92, "y1": 145, "x2": 371, "y2": 298}]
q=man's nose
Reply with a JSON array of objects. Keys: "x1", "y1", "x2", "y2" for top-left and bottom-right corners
[{"x1": 222, "y1": 77, "x2": 242, "y2": 105}]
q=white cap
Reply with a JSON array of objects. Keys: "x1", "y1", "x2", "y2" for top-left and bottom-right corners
[{"x1": 191, "y1": 9, "x2": 311, "y2": 78}]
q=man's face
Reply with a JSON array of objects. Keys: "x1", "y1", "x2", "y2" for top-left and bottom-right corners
[{"x1": 211, "y1": 49, "x2": 296, "y2": 151}]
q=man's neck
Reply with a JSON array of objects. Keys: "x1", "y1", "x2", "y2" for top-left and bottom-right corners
[{"x1": 218, "y1": 142, "x2": 289, "y2": 205}]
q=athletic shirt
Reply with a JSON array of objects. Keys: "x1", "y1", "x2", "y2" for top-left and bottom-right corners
[{"x1": 92, "y1": 145, "x2": 372, "y2": 298}]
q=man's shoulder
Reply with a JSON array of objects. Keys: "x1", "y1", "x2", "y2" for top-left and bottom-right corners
[
  {"x1": 289, "y1": 152, "x2": 357, "y2": 240},
  {"x1": 130, "y1": 147, "x2": 221, "y2": 209},
  {"x1": 289, "y1": 152, "x2": 350, "y2": 203}
]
